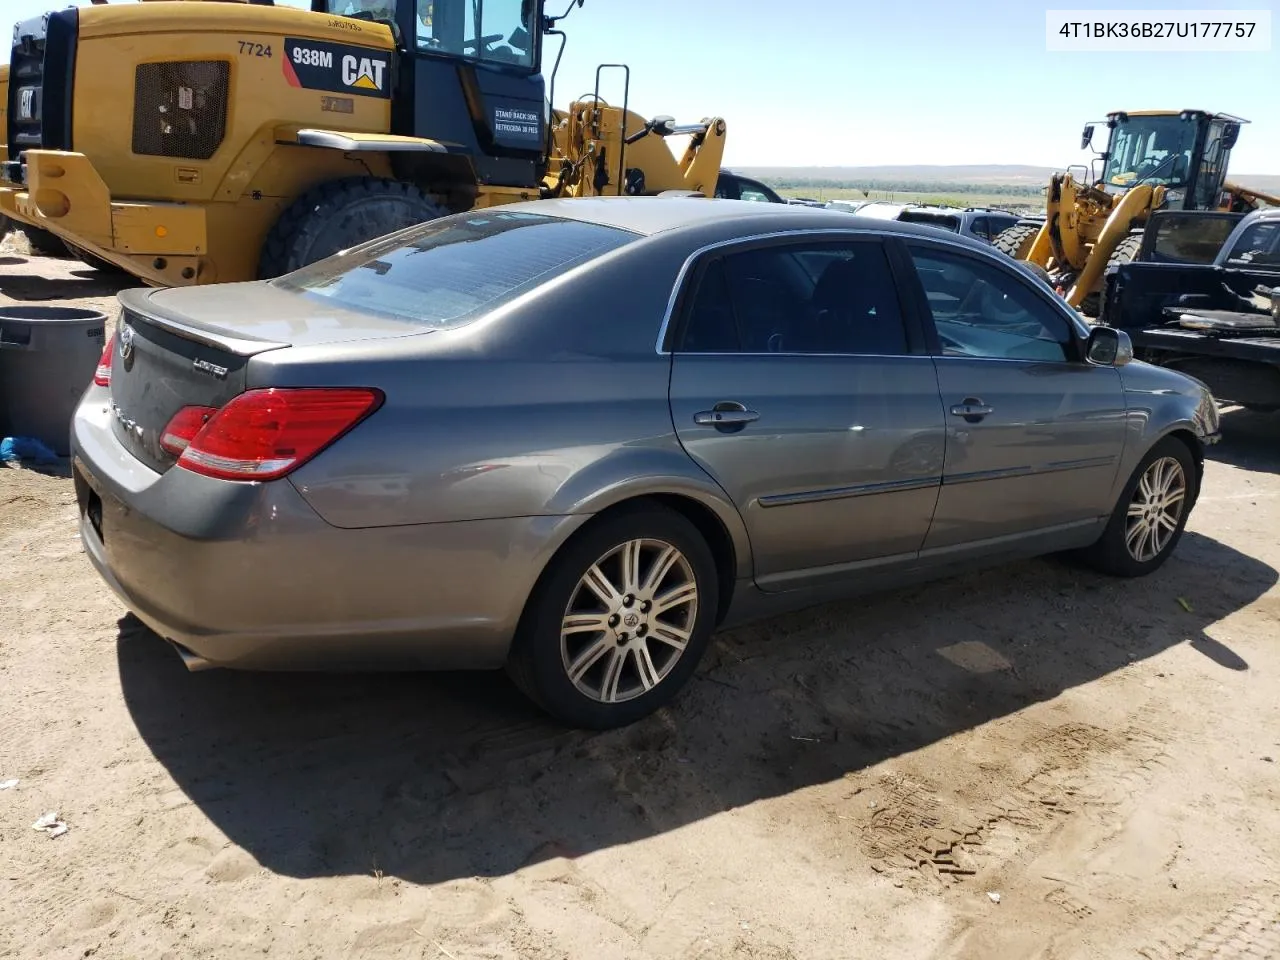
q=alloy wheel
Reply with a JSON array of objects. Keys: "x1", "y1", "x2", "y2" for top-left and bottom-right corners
[
  {"x1": 1124, "y1": 456, "x2": 1187, "y2": 563},
  {"x1": 559, "y1": 538, "x2": 699, "y2": 704}
]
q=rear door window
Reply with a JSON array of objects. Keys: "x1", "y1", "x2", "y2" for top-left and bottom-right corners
[
  {"x1": 678, "y1": 239, "x2": 911, "y2": 356},
  {"x1": 273, "y1": 211, "x2": 638, "y2": 326}
]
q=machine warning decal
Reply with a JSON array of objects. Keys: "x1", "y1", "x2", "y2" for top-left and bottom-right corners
[
  {"x1": 491, "y1": 105, "x2": 541, "y2": 142},
  {"x1": 282, "y1": 38, "x2": 391, "y2": 99}
]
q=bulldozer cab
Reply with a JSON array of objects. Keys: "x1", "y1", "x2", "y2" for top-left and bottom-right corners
[
  {"x1": 316, "y1": 0, "x2": 539, "y2": 68},
  {"x1": 1096, "y1": 111, "x2": 1243, "y2": 211},
  {"x1": 307, "y1": 0, "x2": 550, "y2": 188}
]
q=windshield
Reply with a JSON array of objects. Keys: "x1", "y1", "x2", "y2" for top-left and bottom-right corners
[
  {"x1": 272, "y1": 210, "x2": 637, "y2": 327},
  {"x1": 327, "y1": 0, "x2": 398, "y2": 18},
  {"x1": 416, "y1": 0, "x2": 539, "y2": 70},
  {"x1": 1102, "y1": 115, "x2": 1199, "y2": 189}
]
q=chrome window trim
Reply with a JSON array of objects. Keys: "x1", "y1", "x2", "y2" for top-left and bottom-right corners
[{"x1": 654, "y1": 225, "x2": 1092, "y2": 357}]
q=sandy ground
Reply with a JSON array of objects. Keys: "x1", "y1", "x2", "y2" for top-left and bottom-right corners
[{"x1": 2, "y1": 237, "x2": 1280, "y2": 960}]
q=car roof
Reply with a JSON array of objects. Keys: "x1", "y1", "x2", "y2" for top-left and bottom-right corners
[{"x1": 504, "y1": 196, "x2": 998, "y2": 250}]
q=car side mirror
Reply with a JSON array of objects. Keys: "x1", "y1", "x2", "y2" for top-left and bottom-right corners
[
  {"x1": 1081, "y1": 124, "x2": 1095, "y2": 150},
  {"x1": 1086, "y1": 325, "x2": 1133, "y2": 366}
]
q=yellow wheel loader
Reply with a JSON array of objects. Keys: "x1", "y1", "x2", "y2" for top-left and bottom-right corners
[
  {"x1": 0, "y1": 0, "x2": 726, "y2": 287},
  {"x1": 992, "y1": 110, "x2": 1280, "y2": 315}
]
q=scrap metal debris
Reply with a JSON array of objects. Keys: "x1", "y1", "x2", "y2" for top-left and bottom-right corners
[{"x1": 32, "y1": 812, "x2": 68, "y2": 838}]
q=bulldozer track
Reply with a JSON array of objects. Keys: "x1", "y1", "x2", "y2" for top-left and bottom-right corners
[
  {"x1": 1138, "y1": 891, "x2": 1280, "y2": 959},
  {"x1": 856, "y1": 721, "x2": 1170, "y2": 885}
]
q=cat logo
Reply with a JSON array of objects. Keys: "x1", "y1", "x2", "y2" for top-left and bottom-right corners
[{"x1": 341, "y1": 54, "x2": 386, "y2": 92}]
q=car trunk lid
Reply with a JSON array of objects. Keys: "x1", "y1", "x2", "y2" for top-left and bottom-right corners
[{"x1": 107, "y1": 284, "x2": 427, "y2": 475}]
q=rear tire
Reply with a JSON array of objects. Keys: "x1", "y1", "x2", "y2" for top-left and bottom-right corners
[
  {"x1": 20, "y1": 224, "x2": 70, "y2": 257},
  {"x1": 506, "y1": 502, "x2": 720, "y2": 730},
  {"x1": 1076, "y1": 436, "x2": 1197, "y2": 578},
  {"x1": 64, "y1": 241, "x2": 125, "y2": 274},
  {"x1": 992, "y1": 222, "x2": 1040, "y2": 261},
  {"x1": 257, "y1": 176, "x2": 450, "y2": 279}
]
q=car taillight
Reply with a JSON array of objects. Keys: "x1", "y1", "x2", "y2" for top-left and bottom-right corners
[
  {"x1": 171, "y1": 387, "x2": 383, "y2": 482},
  {"x1": 160, "y1": 405, "x2": 218, "y2": 455},
  {"x1": 93, "y1": 335, "x2": 115, "y2": 387}
]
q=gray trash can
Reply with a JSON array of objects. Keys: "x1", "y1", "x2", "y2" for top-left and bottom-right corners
[{"x1": 0, "y1": 305, "x2": 108, "y2": 457}]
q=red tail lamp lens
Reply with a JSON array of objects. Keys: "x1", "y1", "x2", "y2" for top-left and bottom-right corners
[
  {"x1": 174, "y1": 387, "x2": 383, "y2": 481},
  {"x1": 160, "y1": 405, "x2": 218, "y2": 456},
  {"x1": 93, "y1": 336, "x2": 114, "y2": 387}
]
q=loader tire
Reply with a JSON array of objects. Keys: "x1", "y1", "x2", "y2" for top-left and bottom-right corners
[
  {"x1": 64, "y1": 242, "x2": 125, "y2": 275},
  {"x1": 20, "y1": 224, "x2": 70, "y2": 258},
  {"x1": 257, "y1": 177, "x2": 450, "y2": 279},
  {"x1": 1079, "y1": 233, "x2": 1143, "y2": 317},
  {"x1": 992, "y1": 222, "x2": 1039, "y2": 261}
]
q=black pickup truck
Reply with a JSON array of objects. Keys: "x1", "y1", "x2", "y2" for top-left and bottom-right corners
[{"x1": 1098, "y1": 207, "x2": 1280, "y2": 412}]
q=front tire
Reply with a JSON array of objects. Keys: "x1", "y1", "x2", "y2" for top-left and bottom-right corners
[
  {"x1": 506, "y1": 503, "x2": 720, "y2": 730},
  {"x1": 257, "y1": 176, "x2": 450, "y2": 279},
  {"x1": 1078, "y1": 436, "x2": 1197, "y2": 577},
  {"x1": 1079, "y1": 233, "x2": 1143, "y2": 317}
]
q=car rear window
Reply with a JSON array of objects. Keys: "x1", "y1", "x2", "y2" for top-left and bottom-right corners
[
  {"x1": 272, "y1": 210, "x2": 639, "y2": 327},
  {"x1": 899, "y1": 211, "x2": 961, "y2": 232}
]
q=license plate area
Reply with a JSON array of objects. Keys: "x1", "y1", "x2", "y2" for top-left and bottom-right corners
[
  {"x1": 86, "y1": 489, "x2": 104, "y2": 542},
  {"x1": 74, "y1": 462, "x2": 105, "y2": 543}
]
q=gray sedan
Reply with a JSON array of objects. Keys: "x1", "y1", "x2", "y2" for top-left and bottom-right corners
[{"x1": 71, "y1": 197, "x2": 1221, "y2": 729}]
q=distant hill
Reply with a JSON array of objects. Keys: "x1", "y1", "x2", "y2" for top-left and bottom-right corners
[{"x1": 731, "y1": 164, "x2": 1280, "y2": 194}]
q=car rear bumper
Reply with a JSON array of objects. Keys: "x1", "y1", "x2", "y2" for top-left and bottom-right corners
[{"x1": 70, "y1": 385, "x2": 587, "y2": 672}]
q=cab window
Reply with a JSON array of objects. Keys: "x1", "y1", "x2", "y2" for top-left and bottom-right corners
[{"x1": 416, "y1": 0, "x2": 537, "y2": 69}]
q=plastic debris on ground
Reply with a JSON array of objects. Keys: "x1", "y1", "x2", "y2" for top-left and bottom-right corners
[
  {"x1": 0, "y1": 779, "x2": 18, "y2": 790},
  {"x1": 1, "y1": 436, "x2": 59, "y2": 465},
  {"x1": 987, "y1": 891, "x2": 1002, "y2": 904},
  {"x1": 32, "y1": 811, "x2": 68, "y2": 838}
]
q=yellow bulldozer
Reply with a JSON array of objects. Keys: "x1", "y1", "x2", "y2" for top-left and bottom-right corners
[
  {"x1": 992, "y1": 110, "x2": 1280, "y2": 315},
  {"x1": 0, "y1": 0, "x2": 726, "y2": 286}
]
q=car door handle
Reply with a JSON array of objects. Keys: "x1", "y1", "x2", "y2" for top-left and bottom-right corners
[
  {"x1": 949, "y1": 398, "x2": 993, "y2": 422},
  {"x1": 694, "y1": 403, "x2": 760, "y2": 426}
]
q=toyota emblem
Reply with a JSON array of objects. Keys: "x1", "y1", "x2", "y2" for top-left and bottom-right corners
[{"x1": 118, "y1": 322, "x2": 135, "y2": 361}]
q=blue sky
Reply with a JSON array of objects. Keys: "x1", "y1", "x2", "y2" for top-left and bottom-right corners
[{"x1": 2, "y1": 0, "x2": 1276, "y2": 172}]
